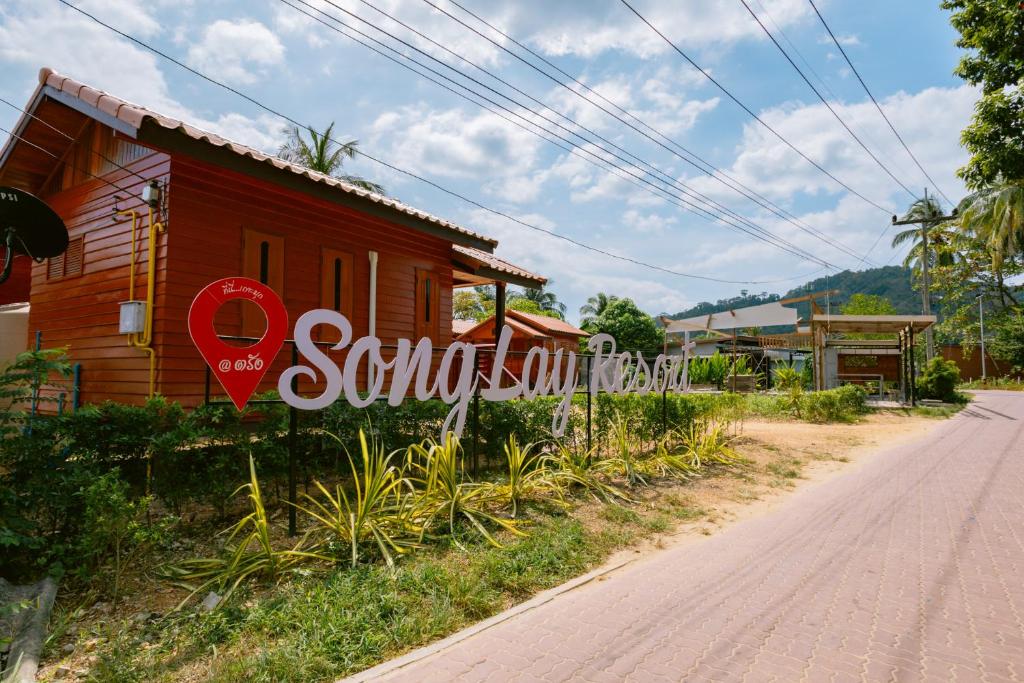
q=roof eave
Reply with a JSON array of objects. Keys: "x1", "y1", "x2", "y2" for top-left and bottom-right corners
[
  {"x1": 0, "y1": 86, "x2": 53, "y2": 177},
  {"x1": 137, "y1": 121, "x2": 497, "y2": 251}
]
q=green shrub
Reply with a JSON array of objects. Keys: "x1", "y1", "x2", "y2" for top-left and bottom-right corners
[
  {"x1": 917, "y1": 358, "x2": 963, "y2": 403},
  {"x1": 799, "y1": 385, "x2": 868, "y2": 422}
]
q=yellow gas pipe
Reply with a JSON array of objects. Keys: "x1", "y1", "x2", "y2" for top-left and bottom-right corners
[{"x1": 117, "y1": 202, "x2": 164, "y2": 398}]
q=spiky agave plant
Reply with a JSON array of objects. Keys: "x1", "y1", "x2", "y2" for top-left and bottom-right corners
[
  {"x1": 648, "y1": 431, "x2": 699, "y2": 481},
  {"x1": 680, "y1": 419, "x2": 740, "y2": 469},
  {"x1": 607, "y1": 412, "x2": 646, "y2": 487},
  {"x1": 296, "y1": 429, "x2": 421, "y2": 568},
  {"x1": 498, "y1": 435, "x2": 561, "y2": 517},
  {"x1": 407, "y1": 432, "x2": 524, "y2": 549},
  {"x1": 164, "y1": 456, "x2": 316, "y2": 608},
  {"x1": 541, "y1": 442, "x2": 629, "y2": 503}
]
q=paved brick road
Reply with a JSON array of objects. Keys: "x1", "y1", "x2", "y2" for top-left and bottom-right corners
[{"x1": 355, "y1": 391, "x2": 1024, "y2": 682}]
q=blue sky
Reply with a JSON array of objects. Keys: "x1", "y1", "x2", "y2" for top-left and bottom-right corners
[{"x1": 0, "y1": 0, "x2": 975, "y2": 323}]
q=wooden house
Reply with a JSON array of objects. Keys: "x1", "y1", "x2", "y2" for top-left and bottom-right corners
[
  {"x1": 455, "y1": 309, "x2": 589, "y2": 381},
  {"x1": 0, "y1": 68, "x2": 544, "y2": 407}
]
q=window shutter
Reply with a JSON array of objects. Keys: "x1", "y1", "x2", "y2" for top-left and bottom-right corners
[
  {"x1": 46, "y1": 237, "x2": 84, "y2": 280},
  {"x1": 64, "y1": 237, "x2": 84, "y2": 276},
  {"x1": 47, "y1": 253, "x2": 65, "y2": 280}
]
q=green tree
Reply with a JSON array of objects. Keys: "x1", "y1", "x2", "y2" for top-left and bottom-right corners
[
  {"x1": 840, "y1": 293, "x2": 898, "y2": 316},
  {"x1": 589, "y1": 298, "x2": 664, "y2": 352},
  {"x1": 510, "y1": 280, "x2": 566, "y2": 319},
  {"x1": 958, "y1": 180, "x2": 1024, "y2": 268},
  {"x1": 278, "y1": 123, "x2": 385, "y2": 194},
  {"x1": 453, "y1": 290, "x2": 485, "y2": 321},
  {"x1": 930, "y1": 228, "x2": 1022, "y2": 346},
  {"x1": 579, "y1": 292, "x2": 619, "y2": 329},
  {"x1": 893, "y1": 196, "x2": 956, "y2": 357},
  {"x1": 990, "y1": 309, "x2": 1024, "y2": 374},
  {"x1": 942, "y1": 0, "x2": 1024, "y2": 187}
]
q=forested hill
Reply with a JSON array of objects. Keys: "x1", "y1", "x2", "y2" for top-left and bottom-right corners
[{"x1": 665, "y1": 265, "x2": 917, "y2": 321}]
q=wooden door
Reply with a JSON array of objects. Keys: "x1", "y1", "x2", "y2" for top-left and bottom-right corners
[
  {"x1": 319, "y1": 248, "x2": 354, "y2": 342},
  {"x1": 415, "y1": 267, "x2": 440, "y2": 343},
  {"x1": 241, "y1": 228, "x2": 284, "y2": 338}
]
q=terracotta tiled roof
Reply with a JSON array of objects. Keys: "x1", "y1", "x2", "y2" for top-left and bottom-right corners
[
  {"x1": 452, "y1": 319, "x2": 476, "y2": 335},
  {"x1": 508, "y1": 310, "x2": 590, "y2": 337},
  {"x1": 33, "y1": 68, "x2": 497, "y2": 248},
  {"x1": 451, "y1": 244, "x2": 545, "y2": 286}
]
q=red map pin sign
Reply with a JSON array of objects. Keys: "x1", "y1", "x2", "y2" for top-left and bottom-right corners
[{"x1": 188, "y1": 277, "x2": 289, "y2": 410}]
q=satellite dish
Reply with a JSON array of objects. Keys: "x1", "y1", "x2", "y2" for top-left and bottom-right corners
[{"x1": 0, "y1": 187, "x2": 68, "y2": 285}]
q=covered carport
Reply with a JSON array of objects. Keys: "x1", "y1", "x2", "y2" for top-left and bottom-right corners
[{"x1": 811, "y1": 314, "x2": 936, "y2": 404}]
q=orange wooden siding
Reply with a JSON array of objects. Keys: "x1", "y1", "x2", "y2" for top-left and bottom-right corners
[
  {"x1": 27, "y1": 148, "x2": 170, "y2": 406},
  {"x1": 155, "y1": 154, "x2": 454, "y2": 406},
  {"x1": 23, "y1": 119, "x2": 466, "y2": 409}
]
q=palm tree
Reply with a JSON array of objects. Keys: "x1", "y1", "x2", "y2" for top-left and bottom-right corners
[
  {"x1": 511, "y1": 280, "x2": 566, "y2": 320},
  {"x1": 579, "y1": 292, "x2": 619, "y2": 328},
  {"x1": 892, "y1": 195, "x2": 951, "y2": 360},
  {"x1": 278, "y1": 123, "x2": 385, "y2": 194},
  {"x1": 957, "y1": 180, "x2": 1024, "y2": 269}
]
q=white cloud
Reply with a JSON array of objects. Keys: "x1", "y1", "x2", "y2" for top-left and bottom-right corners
[
  {"x1": 701, "y1": 85, "x2": 977, "y2": 210},
  {"x1": 274, "y1": 0, "x2": 815, "y2": 66},
  {"x1": 368, "y1": 104, "x2": 543, "y2": 183},
  {"x1": 819, "y1": 33, "x2": 860, "y2": 47},
  {"x1": 0, "y1": 1, "x2": 287, "y2": 152},
  {"x1": 186, "y1": 19, "x2": 285, "y2": 86},
  {"x1": 621, "y1": 209, "x2": 677, "y2": 235}
]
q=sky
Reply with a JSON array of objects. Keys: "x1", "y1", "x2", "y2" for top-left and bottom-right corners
[{"x1": 0, "y1": 0, "x2": 976, "y2": 324}]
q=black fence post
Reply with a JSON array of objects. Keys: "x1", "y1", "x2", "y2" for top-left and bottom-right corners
[
  {"x1": 288, "y1": 343, "x2": 299, "y2": 537},
  {"x1": 661, "y1": 382, "x2": 668, "y2": 437},
  {"x1": 586, "y1": 355, "x2": 593, "y2": 453},
  {"x1": 472, "y1": 352, "x2": 480, "y2": 476},
  {"x1": 203, "y1": 362, "x2": 211, "y2": 405}
]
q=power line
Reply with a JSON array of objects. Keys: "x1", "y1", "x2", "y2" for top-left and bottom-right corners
[
  {"x1": 807, "y1": 0, "x2": 956, "y2": 207},
  {"x1": 282, "y1": 0, "x2": 838, "y2": 269},
  {"x1": 0, "y1": 95, "x2": 151, "y2": 186},
  {"x1": 48, "y1": 0, "x2": 823, "y2": 286},
  {"x1": 617, "y1": 0, "x2": 895, "y2": 215},
  {"x1": 418, "y1": 0, "x2": 876, "y2": 266},
  {"x1": 749, "y1": 0, "x2": 916, "y2": 197},
  {"x1": 738, "y1": 0, "x2": 918, "y2": 200},
  {"x1": 0, "y1": 123, "x2": 141, "y2": 197}
]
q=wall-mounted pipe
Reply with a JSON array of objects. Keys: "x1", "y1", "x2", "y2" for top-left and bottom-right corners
[
  {"x1": 117, "y1": 191, "x2": 164, "y2": 399},
  {"x1": 367, "y1": 250, "x2": 379, "y2": 389}
]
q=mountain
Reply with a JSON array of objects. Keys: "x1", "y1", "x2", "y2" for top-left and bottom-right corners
[{"x1": 665, "y1": 265, "x2": 917, "y2": 323}]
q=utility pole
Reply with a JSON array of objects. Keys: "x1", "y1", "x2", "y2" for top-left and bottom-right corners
[{"x1": 891, "y1": 188, "x2": 957, "y2": 362}]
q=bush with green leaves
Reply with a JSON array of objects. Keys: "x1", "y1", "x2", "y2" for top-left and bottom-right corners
[
  {"x1": 77, "y1": 470, "x2": 172, "y2": 601},
  {"x1": 799, "y1": 385, "x2": 868, "y2": 422},
  {"x1": 917, "y1": 358, "x2": 964, "y2": 403}
]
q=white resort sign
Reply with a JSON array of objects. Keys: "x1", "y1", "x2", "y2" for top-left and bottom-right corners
[{"x1": 189, "y1": 277, "x2": 695, "y2": 438}]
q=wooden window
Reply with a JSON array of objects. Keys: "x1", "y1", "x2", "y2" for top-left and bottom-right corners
[
  {"x1": 415, "y1": 268, "x2": 441, "y2": 343},
  {"x1": 846, "y1": 355, "x2": 879, "y2": 368},
  {"x1": 46, "y1": 236, "x2": 84, "y2": 280},
  {"x1": 319, "y1": 248, "x2": 354, "y2": 342},
  {"x1": 242, "y1": 229, "x2": 284, "y2": 337}
]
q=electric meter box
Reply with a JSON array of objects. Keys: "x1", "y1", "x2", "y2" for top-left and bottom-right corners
[{"x1": 119, "y1": 300, "x2": 147, "y2": 334}]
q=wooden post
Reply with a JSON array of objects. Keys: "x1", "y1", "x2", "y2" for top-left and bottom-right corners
[{"x1": 494, "y1": 282, "x2": 506, "y2": 345}]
